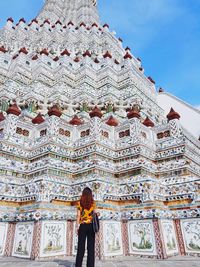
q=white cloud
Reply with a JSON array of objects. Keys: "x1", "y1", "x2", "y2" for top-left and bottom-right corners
[{"x1": 195, "y1": 105, "x2": 200, "y2": 111}]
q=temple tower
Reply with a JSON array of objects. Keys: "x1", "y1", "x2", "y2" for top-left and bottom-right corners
[
  {"x1": 38, "y1": 0, "x2": 99, "y2": 25},
  {"x1": 0, "y1": 0, "x2": 199, "y2": 261}
]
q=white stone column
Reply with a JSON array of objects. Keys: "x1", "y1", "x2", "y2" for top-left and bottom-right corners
[
  {"x1": 129, "y1": 117, "x2": 142, "y2": 144},
  {"x1": 3, "y1": 114, "x2": 18, "y2": 139},
  {"x1": 89, "y1": 117, "x2": 102, "y2": 140}
]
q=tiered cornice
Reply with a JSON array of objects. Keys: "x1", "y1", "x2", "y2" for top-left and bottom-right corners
[
  {"x1": 37, "y1": 0, "x2": 99, "y2": 25},
  {"x1": 0, "y1": 14, "x2": 163, "y2": 123}
]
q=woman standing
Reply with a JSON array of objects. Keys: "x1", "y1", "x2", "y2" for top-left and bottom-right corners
[{"x1": 75, "y1": 187, "x2": 96, "y2": 267}]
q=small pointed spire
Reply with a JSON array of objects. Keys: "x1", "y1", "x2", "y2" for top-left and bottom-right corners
[
  {"x1": 61, "y1": 49, "x2": 70, "y2": 56},
  {"x1": 74, "y1": 57, "x2": 80, "y2": 62},
  {"x1": 124, "y1": 52, "x2": 132, "y2": 60},
  {"x1": 32, "y1": 113, "x2": 45, "y2": 124},
  {"x1": 89, "y1": 106, "x2": 103, "y2": 118},
  {"x1": 148, "y1": 76, "x2": 155, "y2": 84},
  {"x1": 143, "y1": 117, "x2": 154, "y2": 127},
  {"x1": 80, "y1": 22, "x2": 86, "y2": 27},
  {"x1": 48, "y1": 105, "x2": 62, "y2": 117},
  {"x1": 94, "y1": 58, "x2": 100, "y2": 64},
  {"x1": 69, "y1": 115, "x2": 82, "y2": 126},
  {"x1": 103, "y1": 23, "x2": 109, "y2": 28},
  {"x1": 167, "y1": 108, "x2": 180, "y2": 121},
  {"x1": 83, "y1": 50, "x2": 92, "y2": 57},
  {"x1": 40, "y1": 48, "x2": 49, "y2": 56},
  {"x1": 53, "y1": 56, "x2": 59, "y2": 62},
  {"x1": 31, "y1": 18, "x2": 38, "y2": 24},
  {"x1": 19, "y1": 47, "x2": 28, "y2": 54},
  {"x1": 103, "y1": 51, "x2": 112, "y2": 59},
  {"x1": 92, "y1": 22, "x2": 98, "y2": 27},
  {"x1": 159, "y1": 87, "x2": 164, "y2": 93},
  {"x1": 0, "y1": 46, "x2": 7, "y2": 53},
  {"x1": 127, "y1": 108, "x2": 140, "y2": 119},
  {"x1": 7, "y1": 103, "x2": 21, "y2": 116},
  {"x1": 7, "y1": 17, "x2": 14, "y2": 23},
  {"x1": 32, "y1": 55, "x2": 39, "y2": 60},
  {"x1": 106, "y1": 116, "x2": 119, "y2": 127},
  {"x1": 68, "y1": 21, "x2": 74, "y2": 26},
  {"x1": 44, "y1": 19, "x2": 50, "y2": 25},
  {"x1": 19, "y1": 18, "x2": 26, "y2": 23},
  {"x1": 55, "y1": 20, "x2": 62, "y2": 25},
  {"x1": 12, "y1": 54, "x2": 19, "y2": 60}
]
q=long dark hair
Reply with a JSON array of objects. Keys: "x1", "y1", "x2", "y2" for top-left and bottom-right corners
[{"x1": 80, "y1": 187, "x2": 94, "y2": 210}]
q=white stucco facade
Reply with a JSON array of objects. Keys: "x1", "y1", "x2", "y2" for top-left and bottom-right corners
[{"x1": 158, "y1": 92, "x2": 200, "y2": 139}]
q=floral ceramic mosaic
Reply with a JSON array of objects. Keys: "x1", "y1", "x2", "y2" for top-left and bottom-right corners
[
  {"x1": 181, "y1": 219, "x2": 200, "y2": 254},
  {"x1": 12, "y1": 222, "x2": 34, "y2": 258},
  {"x1": 40, "y1": 221, "x2": 67, "y2": 257},
  {"x1": 128, "y1": 220, "x2": 156, "y2": 255},
  {"x1": 103, "y1": 221, "x2": 123, "y2": 257},
  {"x1": 160, "y1": 220, "x2": 178, "y2": 255}
]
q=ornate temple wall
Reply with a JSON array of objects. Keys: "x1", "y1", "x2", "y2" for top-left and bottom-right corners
[
  {"x1": 160, "y1": 220, "x2": 179, "y2": 256},
  {"x1": 12, "y1": 222, "x2": 34, "y2": 258},
  {"x1": 180, "y1": 219, "x2": 200, "y2": 255},
  {"x1": 0, "y1": 219, "x2": 199, "y2": 260},
  {"x1": 39, "y1": 221, "x2": 67, "y2": 258},
  {"x1": 0, "y1": 222, "x2": 8, "y2": 256}
]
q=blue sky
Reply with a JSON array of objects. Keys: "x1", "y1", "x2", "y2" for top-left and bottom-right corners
[{"x1": 0, "y1": 0, "x2": 200, "y2": 107}]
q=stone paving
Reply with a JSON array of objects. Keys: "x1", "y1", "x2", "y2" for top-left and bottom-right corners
[{"x1": 0, "y1": 256, "x2": 200, "y2": 267}]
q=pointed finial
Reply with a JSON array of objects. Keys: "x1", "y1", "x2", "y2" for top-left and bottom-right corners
[{"x1": 167, "y1": 108, "x2": 180, "y2": 121}]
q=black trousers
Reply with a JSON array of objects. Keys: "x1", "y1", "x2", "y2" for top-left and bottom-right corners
[{"x1": 75, "y1": 223, "x2": 95, "y2": 267}]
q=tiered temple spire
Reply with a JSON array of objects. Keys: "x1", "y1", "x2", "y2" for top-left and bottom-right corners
[
  {"x1": 37, "y1": 0, "x2": 99, "y2": 25},
  {"x1": 0, "y1": 0, "x2": 199, "y2": 261}
]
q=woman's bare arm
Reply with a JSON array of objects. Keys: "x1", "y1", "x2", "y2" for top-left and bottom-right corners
[
  {"x1": 76, "y1": 209, "x2": 81, "y2": 234},
  {"x1": 94, "y1": 207, "x2": 100, "y2": 217}
]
